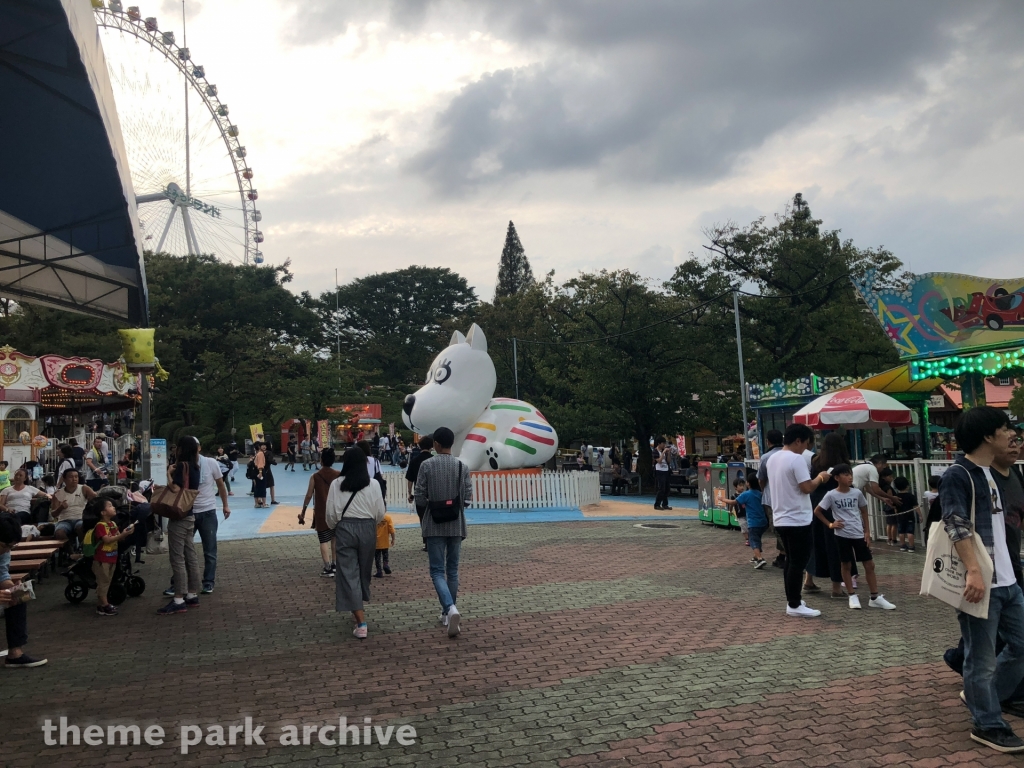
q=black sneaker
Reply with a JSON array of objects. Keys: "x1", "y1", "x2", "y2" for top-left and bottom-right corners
[
  {"x1": 383, "y1": 565, "x2": 391, "y2": 574},
  {"x1": 373, "y1": 571, "x2": 383, "y2": 578},
  {"x1": 971, "y1": 727, "x2": 1024, "y2": 753},
  {"x1": 900, "y1": 545, "x2": 908, "y2": 552},
  {"x1": 4, "y1": 654, "x2": 47, "y2": 668},
  {"x1": 185, "y1": 596, "x2": 200, "y2": 608},
  {"x1": 320, "y1": 565, "x2": 334, "y2": 578},
  {"x1": 753, "y1": 559, "x2": 767, "y2": 570},
  {"x1": 271, "y1": 500, "x2": 280, "y2": 505}
]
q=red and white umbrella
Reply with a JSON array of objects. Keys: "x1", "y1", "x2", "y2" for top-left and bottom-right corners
[{"x1": 793, "y1": 388, "x2": 915, "y2": 429}]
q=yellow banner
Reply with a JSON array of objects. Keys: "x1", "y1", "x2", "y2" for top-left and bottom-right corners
[{"x1": 249, "y1": 423, "x2": 264, "y2": 444}]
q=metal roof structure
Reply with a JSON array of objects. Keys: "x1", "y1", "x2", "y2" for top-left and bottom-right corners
[{"x1": 0, "y1": 0, "x2": 148, "y2": 324}]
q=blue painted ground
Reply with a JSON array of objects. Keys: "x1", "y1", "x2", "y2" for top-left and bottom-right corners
[{"x1": 213, "y1": 465, "x2": 700, "y2": 541}]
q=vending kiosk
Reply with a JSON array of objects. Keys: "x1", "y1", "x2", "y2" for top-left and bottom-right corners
[
  {"x1": 711, "y1": 462, "x2": 731, "y2": 527},
  {"x1": 727, "y1": 461, "x2": 748, "y2": 529},
  {"x1": 697, "y1": 461, "x2": 714, "y2": 523}
]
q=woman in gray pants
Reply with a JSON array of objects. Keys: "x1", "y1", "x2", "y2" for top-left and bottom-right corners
[{"x1": 325, "y1": 447, "x2": 386, "y2": 639}]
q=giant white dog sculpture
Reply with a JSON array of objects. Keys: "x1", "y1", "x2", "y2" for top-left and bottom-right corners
[{"x1": 401, "y1": 324, "x2": 558, "y2": 471}]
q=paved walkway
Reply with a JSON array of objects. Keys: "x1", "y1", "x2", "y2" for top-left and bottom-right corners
[{"x1": 5, "y1": 519, "x2": 1013, "y2": 767}]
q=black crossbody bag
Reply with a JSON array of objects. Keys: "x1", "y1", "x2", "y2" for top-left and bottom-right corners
[{"x1": 429, "y1": 463, "x2": 463, "y2": 524}]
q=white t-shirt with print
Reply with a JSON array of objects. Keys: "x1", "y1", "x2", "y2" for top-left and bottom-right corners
[
  {"x1": 983, "y1": 466, "x2": 1017, "y2": 589},
  {"x1": 0, "y1": 486, "x2": 37, "y2": 515},
  {"x1": 852, "y1": 463, "x2": 879, "y2": 492},
  {"x1": 766, "y1": 449, "x2": 814, "y2": 527},
  {"x1": 818, "y1": 488, "x2": 868, "y2": 539},
  {"x1": 192, "y1": 456, "x2": 225, "y2": 513}
]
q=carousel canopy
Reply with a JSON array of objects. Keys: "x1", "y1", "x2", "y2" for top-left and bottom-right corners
[
  {"x1": 0, "y1": 0, "x2": 148, "y2": 324},
  {"x1": 0, "y1": 346, "x2": 136, "y2": 413}
]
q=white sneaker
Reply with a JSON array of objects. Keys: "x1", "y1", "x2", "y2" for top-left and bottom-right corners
[
  {"x1": 848, "y1": 595, "x2": 862, "y2": 610},
  {"x1": 447, "y1": 605, "x2": 461, "y2": 637},
  {"x1": 869, "y1": 594, "x2": 896, "y2": 610},
  {"x1": 786, "y1": 603, "x2": 821, "y2": 618},
  {"x1": 438, "y1": 613, "x2": 449, "y2": 627}
]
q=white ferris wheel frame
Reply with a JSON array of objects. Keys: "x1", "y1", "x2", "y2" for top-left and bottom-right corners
[{"x1": 93, "y1": 4, "x2": 263, "y2": 265}]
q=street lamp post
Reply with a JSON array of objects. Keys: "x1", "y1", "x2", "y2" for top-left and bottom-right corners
[{"x1": 733, "y1": 290, "x2": 752, "y2": 460}]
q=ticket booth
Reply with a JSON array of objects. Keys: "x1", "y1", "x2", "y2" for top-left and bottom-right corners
[
  {"x1": 1, "y1": 404, "x2": 37, "y2": 469},
  {"x1": 697, "y1": 461, "x2": 713, "y2": 523},
  {"x1": 711, "y1": 462, "x2": 731, "y2": 527}
]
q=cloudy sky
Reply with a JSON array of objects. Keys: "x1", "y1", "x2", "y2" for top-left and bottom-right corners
[{"x1": 144, "y1": 0, "x2": 1024, "y2": 299}]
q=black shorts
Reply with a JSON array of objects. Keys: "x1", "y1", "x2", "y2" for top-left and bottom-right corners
[
  {"x1": 837, "y1": 536, "x2": 873, "y2": 564},
  {"x1": 316, "y1": 528, "x2": 334, "y2": 543},
  {"x1": 897, "y1": 516, "x2": 916, "y2": 535},
  {"x1": 884, "y1": 513, "x2": 897, "y2": 527}
]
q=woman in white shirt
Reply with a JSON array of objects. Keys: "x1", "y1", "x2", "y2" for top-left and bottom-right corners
[
  {"x1": 0, "y1": 469, "x2": 50, "y2": 527},
  {"x1": 326, "y1": 448, "x2": 386, "y2": 640}
]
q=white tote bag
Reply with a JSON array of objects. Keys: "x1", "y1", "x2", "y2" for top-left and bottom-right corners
[{"x1": 920, "y1": 465, "x2": 994, "y2": 619}]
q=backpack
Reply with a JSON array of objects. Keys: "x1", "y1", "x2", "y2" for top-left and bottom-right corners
[
  {"x1": 246, "y1": 461, "x2": 258, "y2": 480},
  {"x1": 81, "y1": 528, "x2": 98, "y2": 558}
]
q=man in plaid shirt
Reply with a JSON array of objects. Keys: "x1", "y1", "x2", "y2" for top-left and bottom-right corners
[{"x1": 941, "y1": 406, "x2": 1024, "y2": 753}]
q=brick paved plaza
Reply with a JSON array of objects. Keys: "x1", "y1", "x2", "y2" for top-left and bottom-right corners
[{"x1": 5, "y1": 520, "x2": 1019, "y2": 767}]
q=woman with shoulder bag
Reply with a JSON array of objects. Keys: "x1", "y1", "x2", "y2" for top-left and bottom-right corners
[
  {"x1": 326, "y1": 447, "x2": 386, "y2": 640},
  {"x1": 157, "y1": 436, "x2": 203, "y2": 615}
]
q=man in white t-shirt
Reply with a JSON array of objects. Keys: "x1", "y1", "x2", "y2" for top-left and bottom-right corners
[
  {"x1": 164, "y1": 445, "x2": 230, "y2": 596},
  {"x1": 852, "y1": 454, "x2": 901, "y2": 509},
  {"x1": 766, "y1": 423, "x2": 830, "y2": 618}
]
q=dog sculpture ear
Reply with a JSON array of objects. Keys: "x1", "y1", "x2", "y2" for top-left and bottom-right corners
[
  {"x1": 466, "y1": 324, "x2": 487, "y2": 353},
  {"x1": 450, "y1": 330, "x2": 467, "y2": 346}
]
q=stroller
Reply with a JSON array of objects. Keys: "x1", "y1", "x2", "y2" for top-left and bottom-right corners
[{"x1": 63, "y1": 486, "x2": 146, "y2": 605}]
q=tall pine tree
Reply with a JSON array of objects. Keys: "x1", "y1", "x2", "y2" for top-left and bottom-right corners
[{"x1": 495, "y1": 221, "x2": 535, "y2": 297}]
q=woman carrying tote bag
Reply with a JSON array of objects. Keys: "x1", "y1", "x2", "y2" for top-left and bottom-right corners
[
  {"x1": 157, "y1": 436, "x2": 203, "y2": 616},
  {"x1": 326, "y1": 447, "x2": 386, "y2": 639}
]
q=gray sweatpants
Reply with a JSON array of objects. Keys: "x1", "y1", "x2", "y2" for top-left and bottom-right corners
[
  {"x1": 335, "y1": 518, "x2": 376, "y2": 613},
  {"x1": 168, "y1": 515, "x2": 202, "y2": 597}
]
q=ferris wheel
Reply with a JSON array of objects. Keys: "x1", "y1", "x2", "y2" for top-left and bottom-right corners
[{"x1": 92, "y1": 1, "x2": 264, "y2": 265}]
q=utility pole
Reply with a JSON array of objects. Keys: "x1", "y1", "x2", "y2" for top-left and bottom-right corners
[
  {"x1": 335, "y1": 268, "x2": 341, "y2": 386},
  {"x1": 513, "y1": 337, "x2": 519, "y2": 400},
  {"x1": 733, "y1": 290, "x2": 751, "y2": 459}
]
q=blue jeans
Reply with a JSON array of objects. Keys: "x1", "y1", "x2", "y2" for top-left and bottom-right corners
[
  {"x1": 192, "y1": 510, "x2": 219, "y2": 590},
  {"x1": 959, "y1": 584, "x2": 1024, "y2": 731},
  {"x1": 426, "y1": 536, "x2": 461, "y2": 614}
]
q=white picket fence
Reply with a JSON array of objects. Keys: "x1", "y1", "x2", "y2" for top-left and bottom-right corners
[{"x1": 382, "y1": 468, "x2": 600, "y2": 512}]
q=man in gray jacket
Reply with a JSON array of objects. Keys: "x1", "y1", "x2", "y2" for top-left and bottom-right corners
[{"x1": 415, "y1": 427, "x2": 473, "y2": 638}]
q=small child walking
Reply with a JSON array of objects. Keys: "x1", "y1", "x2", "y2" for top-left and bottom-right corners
[
  {"x1": 726, "y1": 476, "x2": 748, "y2": 545},
  {"x1": 813, "y1": 464, "x2": 896, "y2": 611},
  {"x1": 728, "y1": 474, "x2": 767, "y2": 569},
  {"x1": 892, "y1": 476, "x2": 921, "y2": 553},
  {"x1": 88, "y1": 498, "x2": 134, "y2": 617},
  {"x1": 374, "y1": 512, "x2": 396, "y2": 577}
]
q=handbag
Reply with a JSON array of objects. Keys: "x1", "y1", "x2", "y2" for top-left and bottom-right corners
[
  {"x1": 429, "y1": 462, "x2": 463, "y2": 524},
  {"x1": 146, "y1": 528, "x2": 169, "y2": 554},
  {"x1": 920, "y1": 465, "x2": 994, "y2": 619},
  {"x1": 150, "y1": 464, "x2": 199, "y2": 521},
  {"x1": 372, "y1": 458, "x2": 387, "y2": 499}
]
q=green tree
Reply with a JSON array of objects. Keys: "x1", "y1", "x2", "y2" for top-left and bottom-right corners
[
  {"x1": 313, "y1": 266, "x2": 478, "y2": 386},
  {"x1": 532, "y1": 270, "x2": 739, "y2": 485},
  {"x1": 1010, "y1": 383, "x2": 1024, "y2": 421},
  {"x1": 495, "y1": 221, "x2": 535, "y2": 298},
  {"x1": 668, "y1": 193, "x2": 903, "y2": 383}
]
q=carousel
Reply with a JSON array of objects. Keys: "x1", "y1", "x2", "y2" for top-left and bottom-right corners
[{"x1": 0, "y1": 345, "x2": 137, "y2": 467}]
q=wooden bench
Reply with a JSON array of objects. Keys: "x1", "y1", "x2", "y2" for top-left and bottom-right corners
[
  {"x1": 8, "y1": 559, "x2": 49, "y2": 580},
  {"x1": 598, "y1": 470, "x2": 641, "y2": 495},
  {"x1": 668, "y1": 471, "x2": 698, "y2": 497}
]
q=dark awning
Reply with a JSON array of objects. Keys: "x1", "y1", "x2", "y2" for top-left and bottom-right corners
[{"x1": 0, "y1": 0, "x2": 148, "y2": 324}]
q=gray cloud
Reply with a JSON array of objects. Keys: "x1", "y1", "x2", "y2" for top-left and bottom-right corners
[{"x1": 395, "y1": 1, "x2": 1024, "y2": 194}]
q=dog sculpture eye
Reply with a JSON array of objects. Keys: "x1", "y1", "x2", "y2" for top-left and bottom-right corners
[{"x1": 433, "y1": 360, "x2": 452, "y2": 384}]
